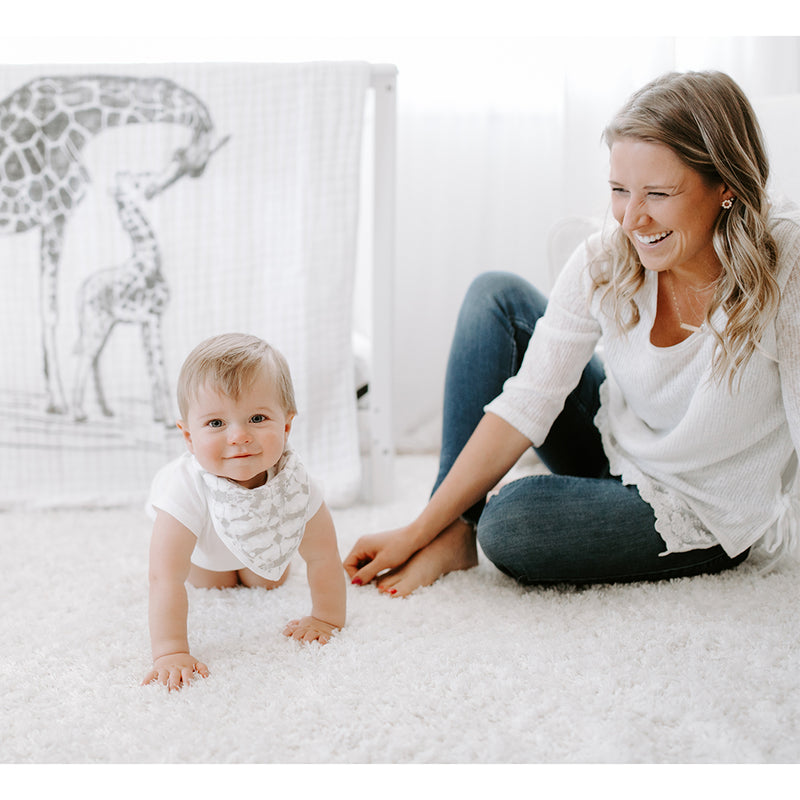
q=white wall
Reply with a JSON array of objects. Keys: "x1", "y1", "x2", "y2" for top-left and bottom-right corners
[
  {"x1": 385, "y1": 37, "x2": 800, "y2": 450},
  {"x1": 7, "y1": 18, "x2": 799, "y2": 454}
]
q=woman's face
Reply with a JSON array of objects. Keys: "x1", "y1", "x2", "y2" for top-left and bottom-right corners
[{"x1": 609, "y1": 137, "x2": 733, "y2": 280}]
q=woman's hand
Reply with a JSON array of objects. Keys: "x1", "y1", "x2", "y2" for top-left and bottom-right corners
[
  {"x1": 142, "y1": 652, "x2": 209, "y2": 691},
  {"x1": 341, "y1": 415, "x2": 532, "y2": 597},
  {"x1": 345, "y1": 416, "x2": 532, "y2": 589},
  {"x1": 343, "y1": 527, "x2": 421, "y2": 587}
]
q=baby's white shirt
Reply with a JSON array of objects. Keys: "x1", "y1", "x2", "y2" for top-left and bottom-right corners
[{"x1": 146, "y1": 450, "x2": 324, "y2": 577}]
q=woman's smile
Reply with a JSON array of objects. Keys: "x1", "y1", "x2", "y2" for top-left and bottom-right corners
[{"x1": 634, "y1": 230, "x2": 672, "y2": 245}]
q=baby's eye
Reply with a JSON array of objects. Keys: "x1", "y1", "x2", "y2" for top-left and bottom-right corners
[
  {"x1": 207, "y1": 419, "x2": 224, "y2": 428},
  {"x1": 250, "y1": 414, "x2": 268, "y2": 423}
]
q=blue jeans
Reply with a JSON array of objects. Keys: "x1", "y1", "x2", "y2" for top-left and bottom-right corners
[{"x1": 433, "y1": 272, "x2": 748, "y2": 584}]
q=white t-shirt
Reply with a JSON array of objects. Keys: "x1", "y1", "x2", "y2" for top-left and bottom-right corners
[{"x1": 146, "y1": 450, "x2": 324, "y2": 578}]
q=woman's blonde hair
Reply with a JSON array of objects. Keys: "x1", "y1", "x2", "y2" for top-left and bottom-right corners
[
  {"x1": 177, "y1": 333, "x2": 297, "y2": 420},
  {"x1": 595, "y1": 70, "x2": 779, "y2": 385}
]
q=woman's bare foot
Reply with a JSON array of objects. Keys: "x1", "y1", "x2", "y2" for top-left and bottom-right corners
[{"x1": 376, "y1": 518, "x2": 478, "y2": 597}]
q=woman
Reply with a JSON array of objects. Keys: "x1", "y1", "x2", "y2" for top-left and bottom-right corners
[{"x1": 345, "y1": 70, "x2": 800, "y2": 595}]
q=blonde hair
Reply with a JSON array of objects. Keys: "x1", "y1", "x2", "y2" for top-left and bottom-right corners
[
  {"x1": 595, "y1": 70, "x2": 779, "y2": 386},
  {"x1": 177, "y1": 333, "x2": 297, "y2": 420}
]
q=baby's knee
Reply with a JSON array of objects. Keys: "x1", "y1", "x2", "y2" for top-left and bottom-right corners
[
  {"x1": 187, "y1": 564, "x2": 239, "y2": 589},
  {"x1": 238, "y1": 563, "x2": 291, "y2": 589}
]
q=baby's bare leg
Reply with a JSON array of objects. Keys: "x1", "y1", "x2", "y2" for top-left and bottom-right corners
[
  {"x1": 187, "y1": 563, "x2": 290, "y2": 590},
  {"x1": 188, "y1": 564, "x2": 239, "y2": 588},
  {"x1": 238, "y1": 564, "x2": 291, "y2": 589}
]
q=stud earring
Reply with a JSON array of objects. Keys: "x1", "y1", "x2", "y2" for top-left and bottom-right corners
[{"x1": 722, "y1": 198, "x2": 734, "y2": 210}]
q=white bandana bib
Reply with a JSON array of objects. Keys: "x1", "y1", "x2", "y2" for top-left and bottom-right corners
[{"x1": 198, "y1": 450, "x2": 312, "y2": 580}]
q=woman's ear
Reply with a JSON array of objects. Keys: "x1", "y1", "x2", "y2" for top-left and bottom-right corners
[{"x1": 719, "y1": 182, "x2": 735, "y2": 207}]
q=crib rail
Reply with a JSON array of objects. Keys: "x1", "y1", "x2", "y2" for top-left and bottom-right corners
[{"x1": 366, "y1": 65, "x2": 397, "y2": 503}]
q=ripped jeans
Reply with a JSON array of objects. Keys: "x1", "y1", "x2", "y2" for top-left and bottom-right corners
[{"x1": 432, "y1": 271, "x2": 748, "y2": 584}]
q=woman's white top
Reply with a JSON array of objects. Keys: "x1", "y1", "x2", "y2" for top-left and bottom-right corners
[
  {"x1": 486, "y1": 199, "x2": 800, "y2": 560},
  {"x1": 147, "y1": 450, "x2": 324, "y2": 579}
]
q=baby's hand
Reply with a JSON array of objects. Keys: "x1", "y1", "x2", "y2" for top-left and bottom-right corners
[
  {"x1": 283, "y1": 616, "x2": 340, "y2": 645},
  {"x1": 141, "y1": 652, "x2": 210, "y2": 691}
]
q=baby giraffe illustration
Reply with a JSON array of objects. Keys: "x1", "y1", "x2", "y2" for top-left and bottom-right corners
[{"x1": 73, "y1": 172, "x2": 171, "y2": 424}]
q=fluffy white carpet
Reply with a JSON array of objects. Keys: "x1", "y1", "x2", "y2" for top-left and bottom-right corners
[{"x1": 1, "y1": 454, "x2": 798, "y2": 764}]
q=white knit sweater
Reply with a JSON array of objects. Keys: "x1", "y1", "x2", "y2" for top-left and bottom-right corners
[{"x1": 486, "y1": 198, "x2": 800, "y2": 560}]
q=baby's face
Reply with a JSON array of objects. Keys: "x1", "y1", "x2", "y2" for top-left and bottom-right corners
[{"x1": 178, "y1": 373, "x2": 293, "y2": 489}]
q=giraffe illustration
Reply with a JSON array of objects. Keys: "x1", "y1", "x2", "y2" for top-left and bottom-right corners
[
  {"x1": 72, "y1": 172, "x2": 171, "y2": 424},
  {"x1": 0, "y1": 74, "x2": 227, "y2": 414}
]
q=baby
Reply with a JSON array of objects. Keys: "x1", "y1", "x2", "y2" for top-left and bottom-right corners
[{"x1": 142, "y1": 333, "x2": 345, "y2": 690}]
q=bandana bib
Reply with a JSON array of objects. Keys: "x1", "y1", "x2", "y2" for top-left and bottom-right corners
[{"x1": 199, "y1": 450, "x2": 312, "y2": 580}]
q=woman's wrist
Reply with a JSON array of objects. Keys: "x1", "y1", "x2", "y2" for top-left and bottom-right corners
[{"x1": 407, "y1": 516, "x2": 442, "y2": 551}]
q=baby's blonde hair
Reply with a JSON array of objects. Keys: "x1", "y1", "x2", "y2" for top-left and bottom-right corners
[{"x1": 177, "y1": 333, "x2": 297, "y2": 421}]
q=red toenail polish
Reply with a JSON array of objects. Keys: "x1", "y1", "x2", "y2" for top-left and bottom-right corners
[
  {"x1": 390, "y1": 589, "x2": 397, "y2": 594},
  {"x1": 352, "y1": 577, "x2": 362, "y2": 586}
]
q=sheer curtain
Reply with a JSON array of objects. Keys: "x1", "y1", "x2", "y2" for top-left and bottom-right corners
[{"x1": 389, "y1": 36, "x2": 800, "y2": 446}]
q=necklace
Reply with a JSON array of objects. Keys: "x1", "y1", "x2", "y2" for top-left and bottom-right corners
[{"x1": 667, "y1": 271, "x2": 706, "y2": 333}]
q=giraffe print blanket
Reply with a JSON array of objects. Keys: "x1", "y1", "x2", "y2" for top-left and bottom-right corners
[{"x1": 0, "y1": 62, "x2": 371, "y2": 510}]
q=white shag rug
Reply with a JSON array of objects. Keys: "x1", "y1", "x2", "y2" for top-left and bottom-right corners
[{"x1": 1, "y1": 454, "x2": 799, "y2": 764}]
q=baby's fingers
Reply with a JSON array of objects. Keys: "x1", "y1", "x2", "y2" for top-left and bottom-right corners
[
  {"x1": 282, "y1": 619, "x2": 301, "y2": 637},
  {"x1": 178, "y1": 667, "x2": 196, "y2": 689},
  {"x1": 142, "y1": 660, "x2": 209, "y2": 690},
  {"x1": 295, "y1": 628, "x2": 330, "y2": 645},
  {"x1": 141, "y1": 669, "x2": 158, "y2": 686},
  {"x1": 172, "y1": 662, "x2": 210, "y2": 690},
  {"x1": 194, "y1": 661, "x2": 210, "y2": 679},
  {"x1": 167, "y1": 669, "x2": 184, "y2": 692},
  {"x1": 283, "y1": 618, "x2": 333, "y2": 645}
]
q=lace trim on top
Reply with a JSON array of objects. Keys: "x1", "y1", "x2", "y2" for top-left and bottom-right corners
[
  {"x1": 595, "y1": 382, "x2": 718, "y2": 555},
  {"x1": 757, "y1": 476, "x2": 800, "y2": 572}
]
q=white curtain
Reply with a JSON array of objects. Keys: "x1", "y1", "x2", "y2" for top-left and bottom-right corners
[{"x1": 388, "y1": 36, "x2": 800, "y2": 446}]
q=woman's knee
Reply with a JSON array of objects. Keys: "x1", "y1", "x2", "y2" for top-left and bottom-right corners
[
  {"x1": 460, "y1": 272, "x2": 546, "y2": 344},
  {"x1": 475, "y1": 475, "x2": 660, "y2": 584},
  {"x1": 464, "y1": 271, "x2": 539, "y2": 312},
  {"x1": 466, "y1": 270, "x2": 523, "y2": 297},
  {"x1": 475, "y1": 480, "x2": 544, "y2": 579}
]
